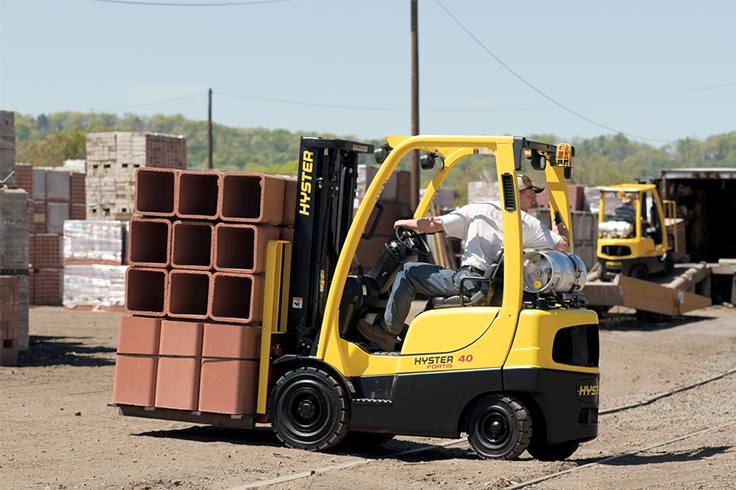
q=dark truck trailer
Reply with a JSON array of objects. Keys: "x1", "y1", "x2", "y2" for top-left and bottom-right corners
[{"x1": 660, "y1": 168, "x2": 736, "y2": 264}]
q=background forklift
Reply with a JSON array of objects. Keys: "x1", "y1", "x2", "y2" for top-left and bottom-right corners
[
  {"x1": 596, "y1": 183, "x2": 678, "y2": 281},
  {"x1": 265, "y1": 135, "x2": 599, "y2": 461}
]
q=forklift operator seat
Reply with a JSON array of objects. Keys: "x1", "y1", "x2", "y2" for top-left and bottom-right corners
[{"x1": 431, "y1": 250, "x2": 504, "y2": 309}]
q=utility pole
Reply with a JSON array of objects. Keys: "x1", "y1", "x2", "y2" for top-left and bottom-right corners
[
  {"x1": 410, "y1": 0, "x2": 420, "y2": 210},
  {"x1": 208, "y1": 88, "x2": 213, "y2": 170}
]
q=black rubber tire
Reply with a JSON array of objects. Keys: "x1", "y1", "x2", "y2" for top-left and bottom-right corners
[
  {"x1": 527, "y1": 439, "x2": 579, "y2": 461},
  {"x1": 466, "y1": 395, "x2": 532, "y2": 460},
  {"x1": 663, "y1": 256, "x2": 675, "y2": 276},
  {"x1": 629, "y1": 264, "x2": 649, "y2": 281},
  {"x1": 269, "y1": 367, "x2": 350, "y2": 451}
]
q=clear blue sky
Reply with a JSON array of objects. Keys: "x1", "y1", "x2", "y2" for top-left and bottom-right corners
[{"x1": 1, "y1": 0, "x2": 734, "y2": 146}]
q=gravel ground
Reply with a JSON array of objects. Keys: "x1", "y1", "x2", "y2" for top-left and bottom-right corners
[{"x1": 1, "y1": 305, "x2": 735, "y2": 490}]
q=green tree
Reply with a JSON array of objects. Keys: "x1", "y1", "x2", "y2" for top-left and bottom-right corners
[{"x1": 16, "y1": 127, "x2": 86, "y2": 167}]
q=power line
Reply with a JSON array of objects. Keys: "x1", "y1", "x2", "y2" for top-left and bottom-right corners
[
  {"x1": 97, "y1": 79, "x2": 735, "y2": 118},
  {"x1": 90, "y1": 0, "x2": 292, "y2": 6},
  {"x1": 434, "y1": 0, "x2": 673, "y2": 144},
  {"x1": 217, "y1": 92, "x2": 403, "y2": 112},
  {"x1": 101, "y1": 93, "x2": 205, "y2": 112}
]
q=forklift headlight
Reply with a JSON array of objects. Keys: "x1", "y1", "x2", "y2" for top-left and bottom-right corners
[
  {"x1": 420, "y1": 153, "x2": 436, "y2": 170},
  {"x1": 523, "y1": 250, "x2": 588, "y2": 294},
  {"x1": 374, "y1": 144, "x2": 393, "y2": 164}
]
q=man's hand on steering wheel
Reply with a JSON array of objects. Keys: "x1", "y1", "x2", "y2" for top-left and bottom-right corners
[{"x1": 395, "y1": 225, "x2": 431, "y2": 258}]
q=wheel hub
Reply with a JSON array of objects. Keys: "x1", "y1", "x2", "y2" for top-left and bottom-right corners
[
  {"x1": 298, "y1": 399, "x2": 316, "y2": 419},
  {"x1": 490, "y1": 420, "x2": 504, "y2": 436}
]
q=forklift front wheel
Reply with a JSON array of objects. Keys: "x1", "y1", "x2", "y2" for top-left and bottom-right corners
[
  {"x1": 269, "y1": 367, "x2": 350, "y2": 451},
  {"x1": 466, "y1": 395, "x2": 532, "y2": 460}
]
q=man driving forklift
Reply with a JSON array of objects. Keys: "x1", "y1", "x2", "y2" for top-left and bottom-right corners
[{"x1": 357, "y1": 175, "x2": 570, "y2": 351}]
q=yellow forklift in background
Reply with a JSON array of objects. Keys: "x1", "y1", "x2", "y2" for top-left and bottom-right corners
[{"x1": 596, "y1": 183, "x2": 678, "y2": 281}]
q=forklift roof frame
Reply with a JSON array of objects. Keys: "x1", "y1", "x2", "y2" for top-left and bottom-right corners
[{"x1": 313, "y1": 135, "x2": 575, "y2": 372}]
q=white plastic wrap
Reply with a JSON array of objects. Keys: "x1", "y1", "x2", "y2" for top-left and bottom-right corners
[{"x1": 62, "y1": 264, "x2": 127, "y2": 308}]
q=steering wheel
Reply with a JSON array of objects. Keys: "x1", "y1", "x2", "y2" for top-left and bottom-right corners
[{"x1": 395, "y1": 226, "x2": 431, "y2": 258}]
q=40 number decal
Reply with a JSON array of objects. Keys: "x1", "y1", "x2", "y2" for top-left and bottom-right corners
[{"x1": 458, "y1": 354, "x2": 474, "y2": 363}]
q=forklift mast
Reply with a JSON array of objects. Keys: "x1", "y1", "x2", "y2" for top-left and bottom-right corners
[{"x1": 287, "y1": 137, "x2": 374, "y2": 355}]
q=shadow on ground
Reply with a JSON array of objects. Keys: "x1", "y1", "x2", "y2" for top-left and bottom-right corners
[
  {"x1": 18, "y1": 335, "x2": 116, "y2": 367},
  {"x1": 135, "y1": 425, "x2": 477, "y2": 461}
]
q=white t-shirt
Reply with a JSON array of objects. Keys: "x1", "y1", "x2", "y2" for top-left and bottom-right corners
[{"x1": 439, "y1": 202, "x2": 562, "y2": 271}]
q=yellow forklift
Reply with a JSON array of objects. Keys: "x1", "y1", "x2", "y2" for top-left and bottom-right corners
[
  {"x1": 117, "y1": 135, "x2": 599, "y2": 461},
  {"x1": 596, "y1": 183, "x2": 678, "y2": 281}
]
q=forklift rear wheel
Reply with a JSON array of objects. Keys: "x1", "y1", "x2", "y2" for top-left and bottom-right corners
[
  {"x1": 664, "y1": 256, "x2": 674, "y2": 276},
  {"x1": 270, "y1": 367, "x2": 350, "y2": 451},
  {"x1": 527, "y1": 439, "x2": 579, "y2": 461},
  {"x1": 466, "y1": 395, "x2": 532, "y2": 460},
  {"x1": 629, "y1": 264, "x2": 649, "y2": 281}
]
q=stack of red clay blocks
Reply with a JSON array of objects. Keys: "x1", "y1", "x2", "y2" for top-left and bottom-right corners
[
  {"x1": 114, "y1": 168, "x2": 296, "y2": 415},
  {"x1": 0, "y1": 276, "x2": 19, "y2": 366}
]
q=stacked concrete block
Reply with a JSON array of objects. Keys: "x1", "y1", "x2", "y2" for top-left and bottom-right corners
[
  {"x1": 63, "y1": 264, "x2": 126, "y2": 310},
  {"x1": 23, "y1": 167, "x2": 85, "y2": 307},
  {"x1": 62, "y1": 220, "x2": 127, "y2": 310},
  {"x1": 0, "y1": 110, "x2": 15, "y2": 188},
  {"x1": 32, "y1": 229, "x2": 63, "y2": 306},
  {"x1": 0, "y1": 275, "x2": 19, "y2": 366},
  {"x1": 63, "y1": 220, "x2": 126, "y2": 265},
  {"x1": 116, "y1": 168, "x2": 296, "y2": 415},
  {"x1": 86, "y1": 132, "x2": 186, "y2": 221},
  {"x1": 0, "y1": 188, "x2": 30, "y2": 352},
  {"x1": 70, "y1": 172, "x2": 86, "y2": 220}
]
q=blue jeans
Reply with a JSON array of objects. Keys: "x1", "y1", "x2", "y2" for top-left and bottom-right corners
[{"x1": 382, "y1": 262, "x2": 480, "y2": 335}]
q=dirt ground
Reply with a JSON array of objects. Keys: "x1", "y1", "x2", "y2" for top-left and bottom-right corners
[{"x1": 2, "y1": 305, "x2": 735, "y2": 490}]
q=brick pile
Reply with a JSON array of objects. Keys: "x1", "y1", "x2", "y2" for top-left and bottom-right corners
[
  {"x1": 0, "y1": 188, "x2": 29, "y2": 353},
  {"x1": 0, "y1": 276, "x2": 19, "y2": 366},
  {"x1": 113, "y1": 167, "x2": 296, "y2": 415},
  {"x1": 22, "y1": 166, "x2": 86, "y2": 307},
  {"x1": 0, "y1": 110, "x2": 15, "y2": 187},
  {"x1": 86, "y1": 132, "x2": 186, "y2": 221}
]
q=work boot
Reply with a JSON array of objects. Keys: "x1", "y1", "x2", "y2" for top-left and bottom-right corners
[{"x1": 357, "y1": 319, "x2": 398, "y2": 351}]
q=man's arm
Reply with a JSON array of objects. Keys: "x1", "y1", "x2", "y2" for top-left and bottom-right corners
[
  {"x1": 394, "y1": 217, "x2": 445, "y2": 233},
  {"x1": 552, "y1": 221, "x2": 569, "y2": 252}
]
